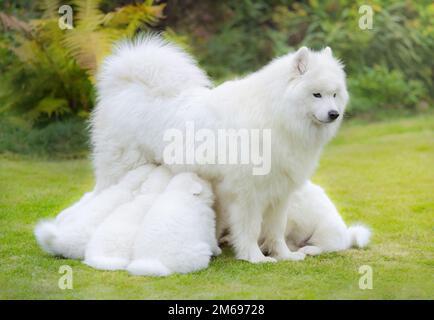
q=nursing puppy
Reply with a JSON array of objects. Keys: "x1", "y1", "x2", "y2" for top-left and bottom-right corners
[
  {"x1": 127, "y1": 172, "x2": 220, "y2": 276},
  {"x1": 55, "y1": 192, "x2": 94, "y2": 224},
  {"x1": 34, "y1": 166, "x2": 154, "y2": 259},
  {"x1": 84, "y1": 166, "x2": 172, "y2": 270},
  {"x1": 92, "y1": 35, "x2": 349, "y2": 263},
  {"x1": 284, "y1": 181, "x2": 371, "y2": 255}
]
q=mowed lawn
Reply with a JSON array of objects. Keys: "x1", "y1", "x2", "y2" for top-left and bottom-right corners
[{"x1": 0, "y1": 116, "x2": 433, "y2": 299}]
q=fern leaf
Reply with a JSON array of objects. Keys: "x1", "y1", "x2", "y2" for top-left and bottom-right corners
[{"x1": 39, "y1": 0, "x2": 61, "y2": 19}]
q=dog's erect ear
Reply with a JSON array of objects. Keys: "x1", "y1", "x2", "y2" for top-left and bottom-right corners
[
  {"x1": 294, "y1": 47, "x2": 309, "y2": 75},
  {"x1": 323, "y1": 46, "x2": 332, "y2": 56}
]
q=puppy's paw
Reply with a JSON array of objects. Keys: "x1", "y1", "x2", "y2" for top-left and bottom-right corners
[
  {"x1": 263, "y1": 241, "x2": 305, "y2": 261},
  {"x1": 212, "y1": 246, "x2": 222, "y2": 256},
  {"x1": 298, "y1": 245, "x2": 322, "y2": 256},
  {"x1": 127, "y1": 259, "x2": 171, "y2": 277},
  {"x1": 249, "y1": 256, "x2": 277, "y2": 263},
  {"x1": 277, "y1": 251, "x2": 306, "y2": 261},
  {"x1": 237, "y1": 248, "x2": 277, "y2": 263},
  {"x1": 83, "y1": 256, "x2": 129, "y2": 270}
]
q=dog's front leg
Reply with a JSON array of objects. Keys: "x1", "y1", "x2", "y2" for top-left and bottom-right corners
[
  {"x1": 228, "y1": 201, "x2": 276, "y2": 263},
  {"x1": 261, "y1": 200, "x2": 305, "y2": 261}
]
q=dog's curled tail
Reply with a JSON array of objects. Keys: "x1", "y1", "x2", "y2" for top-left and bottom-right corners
[
  {"x1": 348, "y1": 224, "x2": 371, "y2": 248},
  {"x1": 127, "y1": 259, "x2": 172, "y2": 277},
  {"x1": 34, "y1": 220, "x2": 59, "y2": 255},
  {"x1": 97, "y1": 34, "x2": 211, "y2": 98}
]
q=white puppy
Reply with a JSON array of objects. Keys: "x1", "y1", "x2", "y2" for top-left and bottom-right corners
[
  {"x1": 34, "y1": 165, "x2": 155, "y2": 259},
  {"x1": 83, "y1": 166, "x2": 172, "y2": 270},
  {"x1": 284, "y1": 181, "x2": 371, "y2": 255},
  {"x1": 127, "y1": 172, "x2": 220, "y2": 276}
]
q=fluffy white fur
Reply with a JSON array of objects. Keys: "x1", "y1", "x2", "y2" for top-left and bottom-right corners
[
  {"x1": 284, "y1": 181, "x2": 371, "y2": 255},
  {"x1": 127, "y1": 172, "x2": 220, "y2": 276},
  {"x1": 83, "y1": 166, "x2": 172, "y2": 270},
  {"x1": 34, "y1": 165, "x2": 154, "y2": 259},
  {"x1": 91, "y1": 35, "x2": 349, "y2": 263},
  {"x1": 55, "y1": 192, "x2": 95, "y2": 224}
]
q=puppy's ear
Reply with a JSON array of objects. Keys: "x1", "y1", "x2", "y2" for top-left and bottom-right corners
[
  {"x1": 323, "y1": 46, "x2": 332, "y2": 56},
  {"x1": 294, "y1": 47, "x2": 309, "y2": 75},
  {"x1": 189, "y1": 180, "x2": 203, "y2": 196}
]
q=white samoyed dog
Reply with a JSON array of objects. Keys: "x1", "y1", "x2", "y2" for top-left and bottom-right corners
[
  {"x1": 127, "y1": 172, "x2": 220, "y2": 276},
  {"x1": 91, "y1": 35, "x2": 349, "y2": 263},
  {"x1": 83, "y1": 166, "x2": 172, "y2": 270},
  {"x1": 34, "y1": 166, "x2": 154, "y2": 259},
  {"x1": 284, "y1": 181, "x2": 371, "y2": 255}
]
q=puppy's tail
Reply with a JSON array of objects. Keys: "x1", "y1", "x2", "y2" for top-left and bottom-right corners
[
  {"x1": 34, "y1": 220, "x2": 59, "y2": 255},
  {"x1": 97, "y1": 34, "x2": 211, "y2": 98},
  {"x1": 348, "y1": 224, "x2": 371, "y2": 248},
  {"x1": 127, "y1": 259, "x2": 171, "y2": 277}
]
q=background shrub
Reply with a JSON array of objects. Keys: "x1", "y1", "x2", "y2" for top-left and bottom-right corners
[
  {"x1": 0, "y1": 0, "x2": 164, "y2": 125},
  {"x1": 348, "y1": 66, "x2": 428, "y2": 118},
  {"x1": 0, "y1": 117, "x2": 89, "y2": 158}
]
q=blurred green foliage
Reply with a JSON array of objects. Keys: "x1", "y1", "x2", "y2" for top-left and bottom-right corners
[
  {"x1": 0, "y1": 0, "x2": 164, "y2": 124},
  {"x1": 0, "y1": 0, "x2": 433, "y2": 156},
  {"x1": 348, "y1": 65, "x2": 428, "y2": 117},
  {"x1": 0, "y1": 117, "x2": 88, "y2": 158}
]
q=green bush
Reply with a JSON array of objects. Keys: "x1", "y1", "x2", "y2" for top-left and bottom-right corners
[
  {"x1": 0, "y1": 117, "x2": 89, "y2": 158},
  {"x1": 348, "y1": 65, "x2": 428, "y2": 118},
  {"x1": 0, "y1": 0, "x2": 164, "y2": 125}
]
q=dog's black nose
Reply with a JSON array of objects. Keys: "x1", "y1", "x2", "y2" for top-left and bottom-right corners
[{"x1": 328, "y1": 110, "x2": 339, "y2": 120}]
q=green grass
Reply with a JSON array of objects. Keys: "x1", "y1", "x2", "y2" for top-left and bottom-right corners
[{"x1": 0, "y1": 116, "x2": 433, "y2": 299}]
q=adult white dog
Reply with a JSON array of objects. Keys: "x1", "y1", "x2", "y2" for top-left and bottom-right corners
[{"x1": 91, "y1": 35, "x2": 349, "y2": 263}]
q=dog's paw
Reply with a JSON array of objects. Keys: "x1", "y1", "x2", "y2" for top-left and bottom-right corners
[
  {"x1": 238, "y1": 249, "x2": 277, "y2": 263},
  {"x1": 83, "y1": 256, "x2": 129, "y2": 270},
  {"x1": 249, "y1": 256, "x2": 277, "y2": 263},
  {"x1": 212, "y1": 246, "x2": 222, "y2": 256},
  {"x1": 263, "y1": 241, "x2": 306, "y2": 261},
  {"x1": 277, "y1": 251, "x2": 306, "y2": 261},
  {"x1": 298, "y1": 245, "x2": 322, "y2": 256}
]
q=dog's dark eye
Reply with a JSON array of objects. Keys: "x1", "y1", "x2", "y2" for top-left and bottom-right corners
[
  {"x1": 333, "y1": 93, "x2": 337, "y2": 98},
  {"x1": 313, "y1": 93, "x2": 322, "y2": 98}
]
